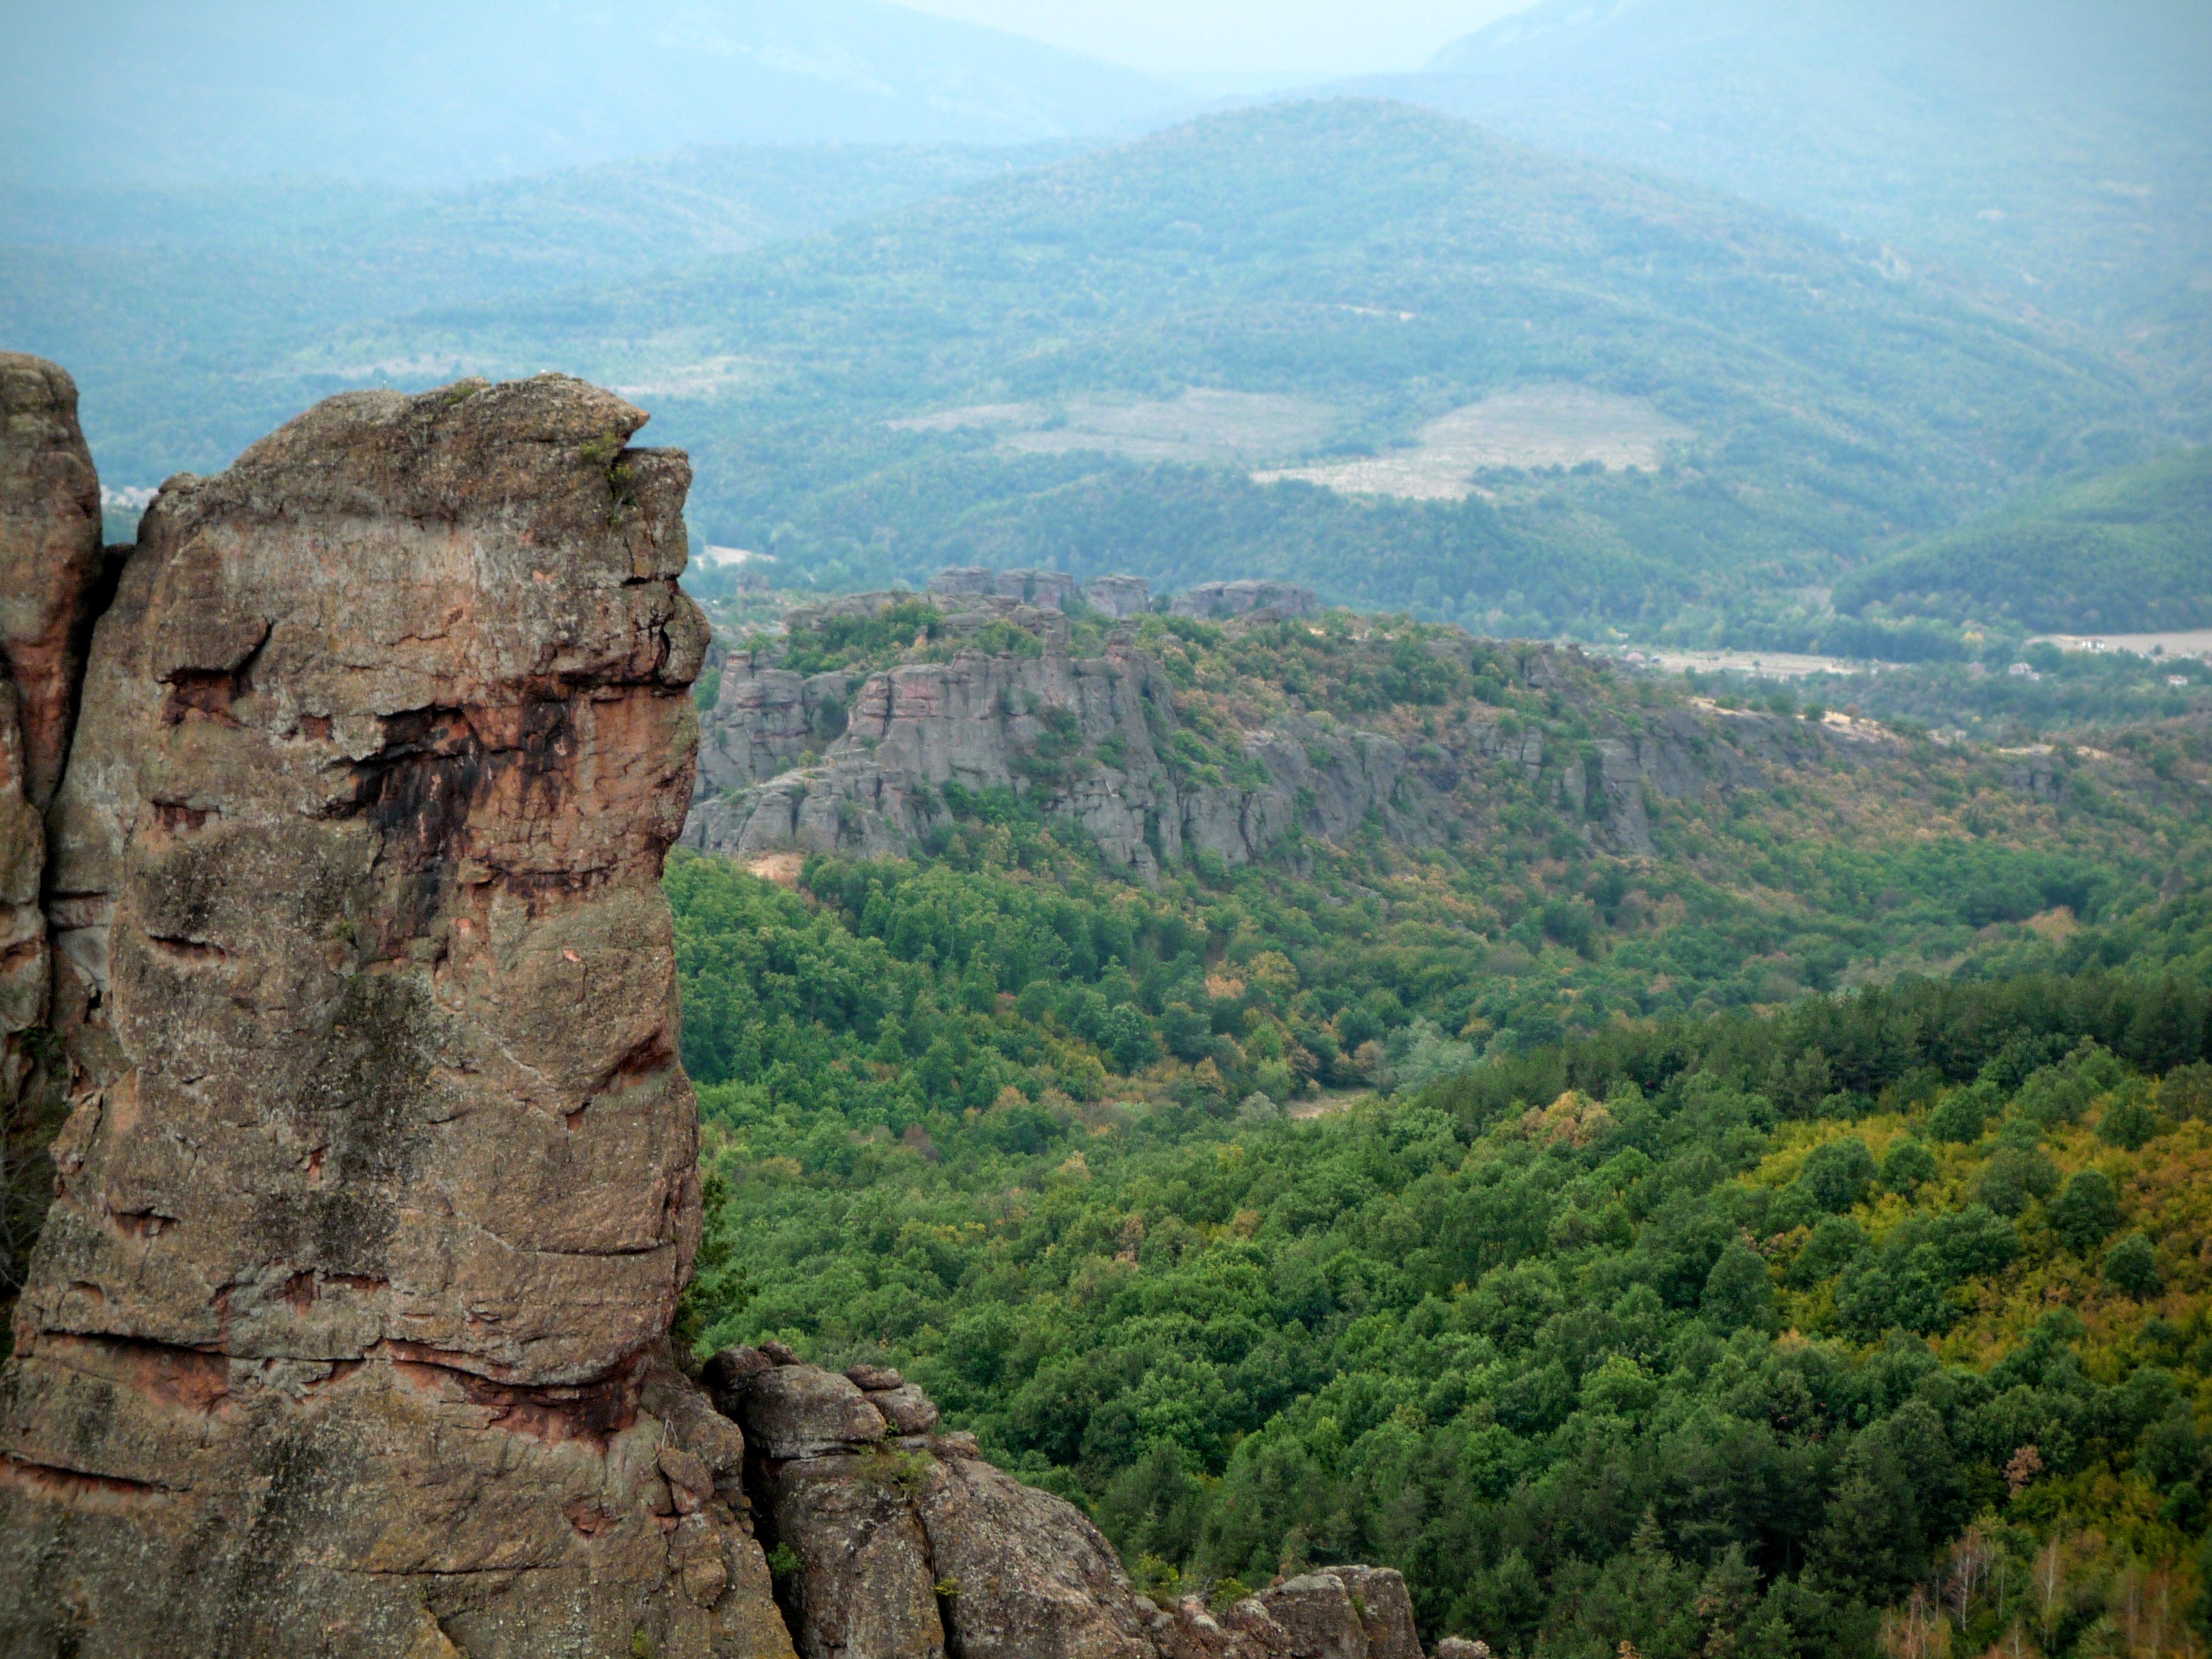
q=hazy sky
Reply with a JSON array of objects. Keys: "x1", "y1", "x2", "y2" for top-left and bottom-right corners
[{"x1": 894, "y1": 0, "x2": 1538, "y2": 76}]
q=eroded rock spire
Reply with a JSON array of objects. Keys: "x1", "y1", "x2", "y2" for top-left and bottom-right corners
[{"x1": 0, "y1": 372, "x2": 792, "y2": 1658}]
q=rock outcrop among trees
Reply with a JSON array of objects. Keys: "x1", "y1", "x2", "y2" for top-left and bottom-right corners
[
  {"x1": 705, "y1": 1346, "x2": 1425, "y2": 1659},
  {"x1": 679, "y1": 588, "x2": 1850, "y2": 878}
]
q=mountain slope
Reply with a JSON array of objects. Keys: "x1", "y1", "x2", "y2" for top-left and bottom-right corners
[
  {"x1": 1835, "y1": 447, "x2": 2212, "y2": 634},
  {"x1": 1378, "y1": 0, "x2": 2212, "y2": 415},
  {"x1": 1, "y1": 143, "x2": 1072, "y2": 488},
  {"x1": 286, "y1": 100, "x2": 2155, "y2": 632},
  {"x1": 0, "y1": 0, "x2": 1178, "y2": 187}
]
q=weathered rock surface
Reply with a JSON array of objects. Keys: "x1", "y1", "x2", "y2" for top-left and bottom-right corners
[
  {"x1": 0, "y1": 354, "x2": 106, "y2": 810},
  {"x1": 1170, "y1": 580, "x2": 1316, "y2": 621},
  {"x1": 686, "y1": 635, "x2": 1189, "y2": 880},
  {"x1": 696, "y1": 652, "x2": 855, "y2": 799},
  {"x1": 684, "y1": 593, "x2": 1897, "y2": 878},
  {"x1": 1085, "y1": 574, "x2": 1153, "y2": 618},
  {"x1": 0, "y1": 374, "x2": 792, "y2": 1658},
  {"x1": 715, "y1": 1348, "x2": 1423, "y2": 1659},
  {"x1": 931, "y1": 565, "x2": 1082, "y2": 612},
  {"x1": 1, "y1": 355, "x2": 107, "y2": 1223}
]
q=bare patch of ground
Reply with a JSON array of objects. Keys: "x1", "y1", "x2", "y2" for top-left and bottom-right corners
[
  {"x1": 1255, "y1": 384, "x2": 1692, "y2": 500},
  {"x1": 2028, "y1": 629, "x2": 2212, "y2": 662},
  {"x1": 1614, "y1": 646, "x2": 1870, "y2": 680},
  {"x1": 745, "y1": 851, "x2": 805, "y2": 889},
  {"x1": 889, "y1": 389, "x2": 1338, "y2": 464}
]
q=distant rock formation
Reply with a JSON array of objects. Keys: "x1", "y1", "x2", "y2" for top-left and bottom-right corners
[
  {"x1": 922, "y1": 565, "x2": 1152, "y2": 618},
  {"x1": 1170, "y1": 580, "x2": 1317, "y2": 621},
  {"x1": 0, "y1": 371, "x2": 793, "y2": 1657},
  {"x1": 930, "y1": 564, "x2": 1082, "y2": 612},
  {"x1": 682, "y1": 588, "x2": 1766, "y2": 873},
  {"x1": 1085, "y1": 574, "x2": 1153, "y2": 618},
  {"x1": 689, "y1": 637, "x2": 1195, "y2": 879},
  {"x1": 706, "y1": 1346, "x2": 1427, "y2": 1659}
]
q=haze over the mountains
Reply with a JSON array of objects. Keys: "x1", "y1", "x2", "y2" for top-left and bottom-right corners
[
  {"x1": 0, "y1": 0, "x2": 1187, "y2": 187},
  {"x1": 2, "y1": 0, "x2": 2205, "y2": 648},
  {"x1": 1376, "y1": 0, "x2": 2212, "y2": 361}
]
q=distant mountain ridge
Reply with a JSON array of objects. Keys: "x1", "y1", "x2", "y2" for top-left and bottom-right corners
[
  {"x1": 0, "y1": 0, "x2": 1184, "y2": 187},
  {"x1": 294, "y1": 99, "x2": 2146, "y2": 631},
  {"x1": 1358, "y1": 0, "x2": 2212, "y2": 415},
  {"x1": 1, "y1": 143, "x2": 1075, "y2": 484}
]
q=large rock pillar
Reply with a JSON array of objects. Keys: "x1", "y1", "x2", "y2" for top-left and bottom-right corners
[
  {"x1": 0, "y1": 355, "x2": 107, "y2": 1292},
  {"x1": 0, "y1": 375, "x2": 792, "y2": 1658}
]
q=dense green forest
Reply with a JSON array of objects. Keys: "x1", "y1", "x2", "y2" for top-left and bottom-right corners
[
  {"x1": 674, "y1": 848, "x2": 2212, "y2": 1654},
  {"x1": 658, "y1": 588, "x2": 2212, "y2": 1653},
  {"x1": 1834, "y1": 449, "x2": 2212, "y2": 635}
]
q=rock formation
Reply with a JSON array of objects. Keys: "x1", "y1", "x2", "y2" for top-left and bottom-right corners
[
  {"x1": 930, "y1": 565, "x2": 1083, "y2": 612},
  {"x1": 1, "y1": 355, "x2": 108, "y2": 1254},
  {"x1": 1169, "y1": 580, "x2": 1316, "y2": 622},
  {"x1": 688, "y1": 636, "x2": 1196, "y2": 880},
  {"x1": 680, "y1": 598, "x2": 1728, "y2": 875},
  {"x1": 0, "y1": 354, "x2": 106, "y2": 809},
  {"x1": 1084, "y1": 574, "x2": 1153, "y2": 618},
  {"x1": 705, "y1": 1346, "x2": 1427, "y2": 1659},
  {"x1": 921, "y1": 566, "x2": 1151, "y2": 620},
  {"x1": 0, "y1": 370, "x2": 792, "y2": 1658}
]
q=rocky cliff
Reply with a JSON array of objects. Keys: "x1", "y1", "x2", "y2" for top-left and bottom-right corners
[
  {"x1": 1, "y1": 356, "x2": 108, "y2": 1271},
  {"x1": 0, "y1": 362, "x2": 1436, "y2": 1658},
  {"x1": 679, "y1": 595, "x2": 1820, "y2": 879},
  {"x1": 0, "y1": 369, "x2": 796, "y2": 1658}
]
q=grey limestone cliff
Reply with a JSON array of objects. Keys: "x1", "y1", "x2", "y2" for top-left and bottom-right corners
[{"x1": 679, "y1": 598, "x2": 1804, "y2": 879}]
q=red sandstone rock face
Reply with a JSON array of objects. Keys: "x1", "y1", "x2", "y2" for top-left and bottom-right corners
[
  {"x1": 0, "y1": 353, "x2": 104, "y2": 812},
  {"x1": 1, "y1": 355, "x2": 104, "y2": 1257},
  {"x1": 0, "y1": 374, "x2": 793, "y2": 1659},
  {"x1": 0, "y1": 361, "x2": 1435, "y2": 1659}
]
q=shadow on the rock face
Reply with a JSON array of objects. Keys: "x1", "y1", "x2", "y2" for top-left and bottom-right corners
[{"x1": 702, "y1": 1342, "x2": 1434, "y2": 1659}]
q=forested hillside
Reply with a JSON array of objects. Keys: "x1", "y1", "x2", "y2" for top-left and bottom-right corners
[
  {"x1": 651, "y1": 581, "x2": 2212, "y2": 1654},
  {"x1": 1388, "y1": 0, "x2": 2212, "y2": 415},
  {"x1": 1835, "y1": 448, "x2": 2212, "y2": 635},
  {"x1": 681, "y1": 970, "x2": 2212, "y2": 1656},
  {"x1": 0, "y1": 142, "x2": 1070, "y2": 488},
  {"x1": 289, "y1": 101, "x2": 2150, "y2": 638}
]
